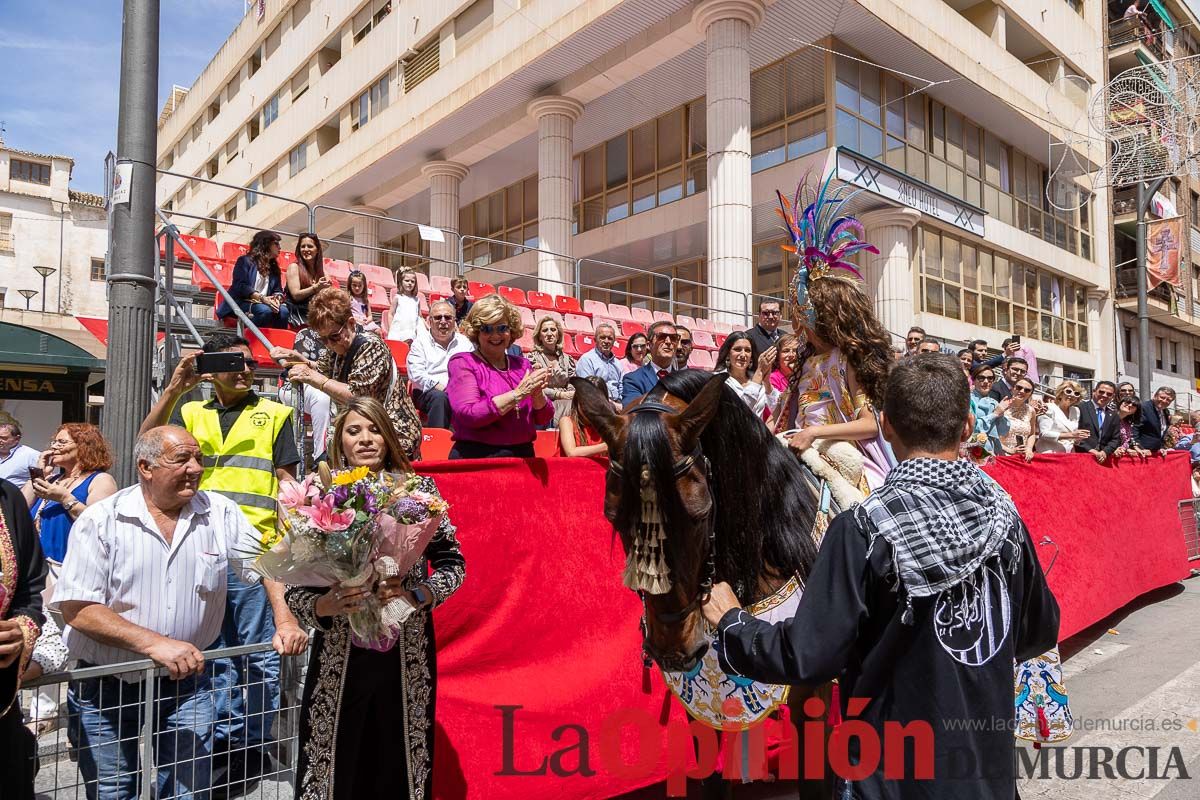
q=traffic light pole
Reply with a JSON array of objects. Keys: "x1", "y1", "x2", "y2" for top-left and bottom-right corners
[{"x1": 103, "y1": 0, "x2": 160, "y2": 486}]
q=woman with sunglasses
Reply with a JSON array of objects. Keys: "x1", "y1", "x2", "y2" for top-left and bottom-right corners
[
  {"x1": 445, "y1": 295, "x2": 552, "y2": 459},
  {"x1": 623, "y1": 332, "x2": 649, "y2": 373},
  {"x1": 272, "y1": 288, "x2": 423, "y2": 459},
  {"x1": 997, "y1": 376, "x2": 1039, "y2": 461},
  {"x1": 1035, "y1": 381, "x2": 1090, "y2": 454},
  {"x1": 1113, "y1": 395, "x2": 1152, "y2": 459},
  {"x1": 968, "y1": 364, "x2": 1005, "y2": 458}
]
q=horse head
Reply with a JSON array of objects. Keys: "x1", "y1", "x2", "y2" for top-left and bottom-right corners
[{"x1": 572, "y1": 373, "x2": 726, "y2": 673}]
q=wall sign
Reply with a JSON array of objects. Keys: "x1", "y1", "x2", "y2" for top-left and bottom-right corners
[{"x1": 835, "y1": 148, "x2": 987, "y2": 237}]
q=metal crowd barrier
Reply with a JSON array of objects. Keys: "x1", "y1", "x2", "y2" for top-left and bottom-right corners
[
  {"x1": 1177, "y1": 498, "x2": 1200, "y2": 562},
  {"x1": 19, "y1": 643, "x2": 306, "y2": 799}
]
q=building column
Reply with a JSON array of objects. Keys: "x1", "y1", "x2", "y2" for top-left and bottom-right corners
[
  {"x1": 528, "y1": 96, "x2": 584, "y2": 295},
  {"x1": 694, "y1": 0, "x2": 765, "y2": 323},
  {"x1": 1088, "y1": 288, "x2": 1114, "y2": 377},
  {"x1": 858, "y1": 207, "x2": 922, "y2": 338},
  {"x1": 422, "y1": 161, "x2": 469, "y2": 278},
  {"x1": 350, "y1": 205, "x2": 384, "y2": 265}
]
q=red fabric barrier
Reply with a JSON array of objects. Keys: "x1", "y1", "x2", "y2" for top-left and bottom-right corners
[
  {"x1": 982, "y1": 450, "x2": 1193, "y2": 639},
  {"x1": 419, "y1": 451, "x2": 1194, "y2": 800}
]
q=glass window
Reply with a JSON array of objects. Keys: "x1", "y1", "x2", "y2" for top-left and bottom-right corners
[
  {"x1": 946, "y1": 111, "x2": 963, "y2": 167},
  {"x1": 751, "y1": 63, "x2": 786, "y2": 130},
  {"x1": 605, "y1": 186, "x2": 628, "y2": 224},
  {"x1": 785, "y1": 48, "x2": 824, "y2": 114},
  {"x1": 658, "y1": 109, "x2": 683, "y2": 168},
  {"x1": 924, "y1": 230, "x2": 942, "y2": 278},
  {"x1": 906, "y1": 94, "x2": 924, "y2": 146},
  {"x1": 751, "y1": 127, "x2": 787, "y2": 173},
  {"x1": 943, "y1": 236, "x2": 960, "y2": 284},
  {"x1": 632, "y1": 178, "x2": 655, "y2": 215},
  {"x1": 885, "y1": 76, "x2": 905, "y2": 137},
  {"x1": 788, "y1": 115, "x2": 827, "y2": 160},
  {"x1": 859, "y1": 64, "x2": 882, "y2": 125},
  {"x1": 836, "y1": 109, "x2": 859, "y2": 151},
  {"x1": 605, "y1": 134, "x2": 628, "y2": 190},
  {"x1": 658, "y1": 170, "x2": 683, "y2": 205},
  {"x1": 688, "y1": 100, "x2": 706, "y2": 156},
  {"x1": 582, "y1": 146, "x2": 603, "y2": 198},
  {"x1": 631, "y1": 121, "x2": 655, "y2": 180},
  {"x1": 835, "y1": 56, "x2": 859, "y2": 111}
]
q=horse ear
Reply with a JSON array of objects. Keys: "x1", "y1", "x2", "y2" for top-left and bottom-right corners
[
  {"x1": 569, "y1": 376, "x2": 626, "y2": 453},
  {"x1": 672, "y1": 373, "x2": 724, "y2": 452}
]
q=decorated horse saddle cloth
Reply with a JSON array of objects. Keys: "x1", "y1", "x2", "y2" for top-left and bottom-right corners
[
  {"x1": 661, "y1": 575, "x2": 802, "y2": 729},
  {"x1": 1015, "y1": 646, "x2": 1074, "y2": 744}
]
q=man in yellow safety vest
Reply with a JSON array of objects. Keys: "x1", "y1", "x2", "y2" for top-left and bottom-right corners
[{"x1": 141, "y1": 331, "x2": 308, "y2": 787}]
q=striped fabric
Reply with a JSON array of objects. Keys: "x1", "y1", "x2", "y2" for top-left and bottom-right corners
[{"x1": 52, "y1": 485, "x2": 261, "y2": 677}]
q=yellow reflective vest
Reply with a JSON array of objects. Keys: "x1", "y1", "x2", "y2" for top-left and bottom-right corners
[{"x1": 180, "y1": 394, "x2": 294, "y2": 538}]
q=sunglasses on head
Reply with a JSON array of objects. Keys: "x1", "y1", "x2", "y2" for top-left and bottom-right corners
[{"x1": 480, "y1": 323, "x2": 510, "y2": 335}]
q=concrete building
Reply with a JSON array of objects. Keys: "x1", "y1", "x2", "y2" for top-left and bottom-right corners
[
  {"x1": 0, "y1": 140, "x2": 109, "y2": 435},
  {"x1": 1105, "y1": 0, "x2": 1200, "y2": 409},
  {"x1": 155, "y1": 0, "x2": 1111, "y2": 382}
]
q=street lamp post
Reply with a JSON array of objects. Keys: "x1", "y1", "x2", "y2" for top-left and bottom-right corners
[
  {"x1": 18, "y1": 289, "x2": 38, "y2": 310},
  {"x1": 32, "y1": 266, "x2": 56, "y2": 312}
]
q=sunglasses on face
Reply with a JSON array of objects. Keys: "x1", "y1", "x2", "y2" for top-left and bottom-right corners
[
  {"x1": 630, "y1": 343, "x2": 648, "y2": 350},
  {"x1": 318, "y1": 324, "x2": 353, "y2": 345},
  {"x1": 678, "y1": 339, "x2": 692, "y2": 346},
  {"x1": 761, "y1": 310, "x2": 781, "y2": 317},
  {"x1": 480, "y1": 323, "x2": 510, "y2": 335},
  {"x1": 430, "y1": 314, "x2": 454, "y2": 322},
  {"x1": 976, "y1": 374, "x2": 995, "y2": 382},
  {"x1": 1012, "y1": 386, "x2": 1032, "y2": 395},
  {"x1": 1063, "y1": 389, "x2": 1081, "y2": 397},
  {"x1": 654, "y1": 333, "x2": 680, "y2": 343}
]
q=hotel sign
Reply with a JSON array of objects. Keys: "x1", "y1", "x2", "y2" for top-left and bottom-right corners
[{"x1": 835, "y1": 148, "x2": 987, "y2": 237}]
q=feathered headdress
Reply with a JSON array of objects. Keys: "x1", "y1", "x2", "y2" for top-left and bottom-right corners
[{"x1": 777, "y1": 172, "x2": 878, "y2": 326}]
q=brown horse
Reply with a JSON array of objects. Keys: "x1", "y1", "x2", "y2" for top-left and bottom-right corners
[{"x1": 573, "y1": 371, "x2": 833, "y2": 798}]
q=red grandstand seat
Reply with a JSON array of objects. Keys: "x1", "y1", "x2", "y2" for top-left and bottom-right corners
[
  {"x1": 676, "y1": 314, "x2": 698, "y2": 330},
  {"x1": 714, "y1": 321, "x2": 735, "y2": 335},
  {"x1": 419, "y1": 293, "x2": 429, "y2": 314},
  {"x1": 526, "y1": 291, "x2": 555, "y2": 311},
  {"x1": 191, "y1": 261, "x2": 236, "y2": 293},
  {"x1": 583, "y1": 299, "x2": 609, "y2": 318},
  {"x1": 161, "y1": 234, "x2": 219, "y2": 266},
  {"x1": 692, "y1": 317, "x2": 715, "y2": 332},
  {"x1": 688, "y1": 349, "x2": 716, "y2": 370},
  {"x1": 517, "y1": 306, "x2": 535, "y2": 328},
  {"x1": 563, "y1": 313, "x2": 592, "y2": 334},
  {"x1": 498, "y1": 285, "x2": 528, "y2": 306},
  {"x1": 620, "y1": 320, "x2": 646, "y2": 338},
  {"x1": 630, "y1": 307, "x2": 655, "y2": 325},
  {"x1": 468, "y1": 281, "x2": 496, "y2": 299},
  {"x1": 430, "y1": 275, "x2": 453, "y2": 295},
  {"x1": 414, "y1": 271, "x2": 431, "y2": 293},
  {"x1": 592, "y1": 318, "x2": 619, "y2": 336},
  {"x1": 533, "y1": 430, "x2": 560, "y2": 459},
  {"x1": 612, "y1": 338, "x2": 627, "y2": 359},
  {"x1": 386, "y1": 340, "x2": 411, "y2": 374},
  {"x1": 420, "y1": 428, "x2": 453, "y2": 460},
  {"x1": 539, "y1": 310, "x2": 564, "y2": 326},
  {"x1": 606, "y1": 303, "x2": 633, "y2": 322},
  {"x1": 555, "y1": 295, "x2": 584, "y2": 315},
  {"x1": 247, "y1": 328, "x2": 296, "y2": 367},
  {"x1": 220, "y1": 242, "x2": 250, "y2": 267},
  {"x1": 516, "y1": 327, "x2": 535, "y2": 352},
  {"x1": 715, "y1": 334, "x2": 728, "y2": 350},
  {"x1": 429, "y1": 292, "x2": 448, "y2": 306},
  {"x1": 562, "y1": 335, "x2": 581, "y2": 359},
  {"x1": 278, "y1": 250, "x2": 298, "y2": 270},
  {"x1": 360, "y1": 264, "x2": 396, "y2": 293},
  {"x1": 652, "y1": 311, "x2": 675, "y2": 324},
  {"x1": 692, "y1": 330, "x2": 717, "y2": 350},
  {"x1": 577, "y1": 334, "x2": 596, "y2": 352},
  {"x1": 323, "y1": 259, "x2": 353, "y2": 287}
]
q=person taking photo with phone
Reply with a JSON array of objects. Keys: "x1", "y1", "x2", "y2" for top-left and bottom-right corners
[{"x1": 139, "y1": 331, "x2": 308, "y2": 787}]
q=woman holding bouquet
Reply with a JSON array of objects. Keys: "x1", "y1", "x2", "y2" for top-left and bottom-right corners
[{"x1": 284, "y1": 397, "x2": 465, "y2": 800}]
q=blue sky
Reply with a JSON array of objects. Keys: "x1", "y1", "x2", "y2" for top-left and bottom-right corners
[{"x1": 0, "y1": 0, "x2": 244, "y2": 194}]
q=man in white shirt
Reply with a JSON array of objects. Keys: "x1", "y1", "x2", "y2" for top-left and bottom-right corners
[
  {"x1": 407, "y1": 300, "x2": 473, "y2": 429},
  {"x1": 54, "y1": 426, "x2": 290, "y2": 800},
  {"x1": 0, "y1": 418, "x2": 41, "y2": 488},
  {"x1": 575, "y1": 323, "x2": 623, "y2": 404}
]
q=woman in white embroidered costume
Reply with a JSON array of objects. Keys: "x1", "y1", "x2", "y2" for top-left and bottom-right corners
[{"x1": 286, "y1": 397, "x2": 464, "y2": 800}]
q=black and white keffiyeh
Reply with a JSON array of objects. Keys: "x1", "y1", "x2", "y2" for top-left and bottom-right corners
[{"x1": 854, "y1": 458, "x2": 1023, "y2": 623}]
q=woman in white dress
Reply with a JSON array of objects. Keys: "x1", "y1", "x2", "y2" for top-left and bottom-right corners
[
  {"x1": 1035, "y1": 380, "x2": 1089, "y2": 454},
  {"x1": 386, "y1": 269, "x2": 422, "y2": 342},
  {"x1": 713, "y1": 331, "x2": 778, "y2": 419}
]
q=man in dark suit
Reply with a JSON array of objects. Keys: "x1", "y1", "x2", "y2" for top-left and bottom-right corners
[
  {"x1": 1076, "y1": 381, "x2": 1119, "y2": 461},
  {"x1": 988, "y1": 357, "x2": 1029, "y2": 401},
  {"x1": 1136, "y1": 386, "x2": 1176, "y2": 452},
  {"x1": 621, "y1": 320, "x2": 679, "y2": 406},
  {"x1": 745, "y1": 300, "x2": 783, "y2": 355}
]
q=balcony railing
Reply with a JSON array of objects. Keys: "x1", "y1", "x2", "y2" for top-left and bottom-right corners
[{"x1": 1108, "y1": 17, "x2": 1168, "y2": 60}]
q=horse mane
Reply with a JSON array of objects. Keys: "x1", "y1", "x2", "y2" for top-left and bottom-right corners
[{"x1": 652, "y1": 370, "x2": 819, "y2": 603}]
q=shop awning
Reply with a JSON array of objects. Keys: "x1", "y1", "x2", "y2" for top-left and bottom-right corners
[
  {"x1": 1149, "y1": 0, "x2": 1177, "y2": 29},
  {"x1": 77, "y1": 316, "x2": 165, "y2": 348},
  {"x1": 0, "y1": 322, "x2": 105, "y2": 371}
]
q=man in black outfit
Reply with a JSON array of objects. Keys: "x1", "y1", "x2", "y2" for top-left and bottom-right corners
[
  {"x1": 987, "y1": 356, "x2": 1028, "y2": 401},
  {"x1": 1136, "y1": 386, "x2": 1176, "y2": 452},
  {"x1": 1076, "y1": 380, "x2": 1120, "y2": 462},
  {"x1": 703, "y1": 354, "x2": 1059, "y2": 800},
  {"x1": 745, "y1": 299, "x2": 784, "y2": 355}
]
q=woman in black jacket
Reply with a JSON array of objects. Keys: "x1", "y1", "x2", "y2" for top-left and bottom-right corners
[{"x1": 217, "y1": 230, "x2": 290, "y2": 329}]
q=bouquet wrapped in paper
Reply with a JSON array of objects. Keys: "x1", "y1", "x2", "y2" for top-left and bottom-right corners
[{"x1": 253, "y1": 463, "x2": 448, "y2": 650}]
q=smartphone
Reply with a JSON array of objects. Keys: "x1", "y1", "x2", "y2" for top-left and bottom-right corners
[
  {"x1": 1012, "y1": 335, "x2": 1021, "y2": 346},
  {"x1": 195, "y1": 351, "x2": 246, "y2": 375},
  {"x1": 28, "y1": 466, "x2": 43, "y2": 481}
]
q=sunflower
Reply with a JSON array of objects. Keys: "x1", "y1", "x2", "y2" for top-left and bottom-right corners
[{"x1": 331, "y1": 465, "x2": 371, "y2": 486}]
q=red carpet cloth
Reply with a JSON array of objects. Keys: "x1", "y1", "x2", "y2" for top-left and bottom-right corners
[
  {"x1": 983, "y1": 450, "x2": 1193, "y2": 639},
  {"x1": 419, "y1": 452, "x2": 1194, "y2": 800}
]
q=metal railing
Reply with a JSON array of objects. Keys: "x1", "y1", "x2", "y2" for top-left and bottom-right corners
[
  {"x1": 20, "y1": 642, "x2": 305, "y2": 799},
  {"x1": 1177, "y1": 498, "x2": 1200, "y2": 562}
]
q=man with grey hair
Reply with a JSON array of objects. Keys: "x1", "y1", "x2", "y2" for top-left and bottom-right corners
[
  {"x1": 0, "y1": 416, "x2": 40, "y2": 488},
  {"x1": 407, "y1": 300, "x2": 473, "y2": 428},
  {"x1": 54, "y1": 426, "x2": 288, "y2": 799},
  {"x1": 1136, "y1": 385, "x2": 1177, "y2": 452},
  {"x1": 576, "y1": 322, "x2": 623, "y2": 403}
]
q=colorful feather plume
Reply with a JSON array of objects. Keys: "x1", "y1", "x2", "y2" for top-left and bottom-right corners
[{"x1": 777, "y1": 171, "x2": 878, "y2": 325}]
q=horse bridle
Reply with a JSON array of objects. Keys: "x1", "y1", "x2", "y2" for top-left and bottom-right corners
[{"x1": 608, "y1": 400, "x2": 718, "y2": 632}]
